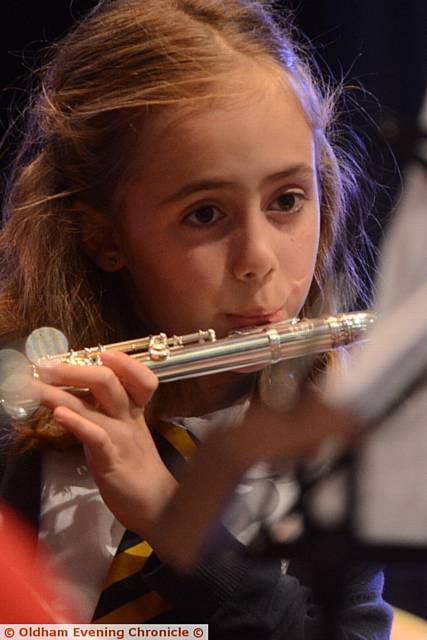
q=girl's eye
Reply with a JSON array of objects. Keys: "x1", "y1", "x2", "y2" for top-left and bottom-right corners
[
  {"x1": 270, "y1": 190, "x2": 305, "y2": 215},
  {"x1": 184, "y1": 205, "x2": 223, "y2": 226}
]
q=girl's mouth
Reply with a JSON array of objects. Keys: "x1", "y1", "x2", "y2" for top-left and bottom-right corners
[{"x1": 225, "y1": 308, "x2": 284, "y2": 328}]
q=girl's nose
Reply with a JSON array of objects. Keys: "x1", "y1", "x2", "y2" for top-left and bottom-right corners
[{"x1": 231, "y1": 214, "x2": 278, "y2": 283}]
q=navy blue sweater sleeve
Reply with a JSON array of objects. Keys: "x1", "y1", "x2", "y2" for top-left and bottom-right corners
[
  {"x1": 144, "y1": 530, "x2": 393, "y2": 639},
  {"x1": 335, "y1": 565, "x2": 394, "y2": 640}
]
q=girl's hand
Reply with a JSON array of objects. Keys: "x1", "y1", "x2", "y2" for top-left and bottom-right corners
[
  {"x1": 37, "y1": 351, "x2": 177, "y2": 539},
  {"x1": 231, "y1": 386, "x2": 359, "y2": 469},
  {"x1": 151, "y1": 389, "x2": 359, "y2": 572}
]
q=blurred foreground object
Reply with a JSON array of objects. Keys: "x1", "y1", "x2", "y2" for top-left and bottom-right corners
[
  {"x1": 391, "y1": 608, "x2": 427, "y2": 640},
  {"x1": 322, "y1": 91, "x2": 427, "y2": 550},
  {"x1": 0, "y1": 503, "x2": 77, "y2": 622}
]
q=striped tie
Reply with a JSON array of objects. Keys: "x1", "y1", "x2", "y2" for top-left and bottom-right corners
[{"x1": 92, "y1": 422, "x2": 198, "y2": 623}]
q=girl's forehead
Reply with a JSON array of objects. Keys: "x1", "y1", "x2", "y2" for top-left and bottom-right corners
[
  {"x1": 118, "y1": 69, "x2": 316, "y2": 209},
  {"x1": 133, "y1": 66, "x2": 310, "y2": 152}
]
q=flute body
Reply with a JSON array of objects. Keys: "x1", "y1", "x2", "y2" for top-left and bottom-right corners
[
  {"x1": 42, "y1": 311, "x2": 375, "y2": 382},
  {"x1": 0, "y1": 311, "x2": 375, "y2": 420},
  {"x1": 143, "y1": 311, "x2": 375, "y2": 382}
]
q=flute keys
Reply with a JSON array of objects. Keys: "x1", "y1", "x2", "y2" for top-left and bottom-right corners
[{"x1": 148, "y1": 333, "x2": 170, "y2": 361}]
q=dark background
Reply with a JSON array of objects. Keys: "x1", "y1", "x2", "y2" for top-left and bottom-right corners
[{"x1": 1, "y1": 0, "x2": 426, "y2": 620}]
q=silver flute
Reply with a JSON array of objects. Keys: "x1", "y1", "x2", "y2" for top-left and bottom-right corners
[
  {"x1": 36, "y1": 310, "x2": 375, "y2": 383},
  {"x1": 0, "y1": 311, "x2": 374, "y2": 419}
]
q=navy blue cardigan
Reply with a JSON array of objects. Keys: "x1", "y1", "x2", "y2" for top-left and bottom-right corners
[{"x1": 0, "y1": 441, "x2": 393, "y2": 639}]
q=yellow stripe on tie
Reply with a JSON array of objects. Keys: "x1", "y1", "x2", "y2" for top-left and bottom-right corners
[
  {"x1": 157, "y1": 422, "x2": 198, "y2": 461},
  {"x1": 93, "y1": 421, "x2": 197, "y2": 623},
  {"x1": 93, "y1": 591, "x2": 170, "y2": 624},
  {"x1": 103, "y1": 540, "x2": 154, "y2": 589}
]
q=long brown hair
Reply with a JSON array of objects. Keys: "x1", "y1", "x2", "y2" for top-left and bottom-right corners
[{"x1": 0, "y1": 0, "x2": 372, "y2": 449}]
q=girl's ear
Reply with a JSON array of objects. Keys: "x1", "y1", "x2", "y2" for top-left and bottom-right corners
[{"x1": 76, "y1": 202, "x2": 126, "y2": 272}]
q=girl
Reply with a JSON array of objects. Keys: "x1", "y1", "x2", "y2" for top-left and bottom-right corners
[{"x1": 0, "y1": 0, "x2": 392, "y2": 636}]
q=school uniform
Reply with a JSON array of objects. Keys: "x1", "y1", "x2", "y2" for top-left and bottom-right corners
[{"x1": 0, "y1": 409, "x2": 393, "y2": 638}]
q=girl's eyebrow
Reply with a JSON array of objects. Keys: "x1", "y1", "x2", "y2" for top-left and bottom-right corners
[
  {"x1": 158, "y1": 163, "x2": 314, "y2": 206},
  {"x1": 261, "y1": 164, "x2": 314, "y2": 187}
]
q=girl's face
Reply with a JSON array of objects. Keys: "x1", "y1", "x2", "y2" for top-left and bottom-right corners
[{"x1": 113, "y1": 72, "x2": 320, "y2": 338}]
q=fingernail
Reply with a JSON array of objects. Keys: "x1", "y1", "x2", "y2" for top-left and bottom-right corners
[{"x1": 54, "y1": 407, "x2": 67, "y2": 422}]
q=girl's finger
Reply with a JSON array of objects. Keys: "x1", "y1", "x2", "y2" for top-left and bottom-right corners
[
  {"x1": 99, "y1": 350, "x2": 159, "y2": 408},
  {"x1": 53, "y1": 406, "x2": 115, "y2": 473},
  {"x1": 37, "y1": 379, "x2": 107, "y2": 426},
  {"x1": 37, "y1": 361, "x2": 132, "y2": 419}
]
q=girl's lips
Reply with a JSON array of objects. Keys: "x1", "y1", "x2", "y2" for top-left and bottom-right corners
[{"x1": 225, "y1": 309, "x2": 284, "y2": 328}]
